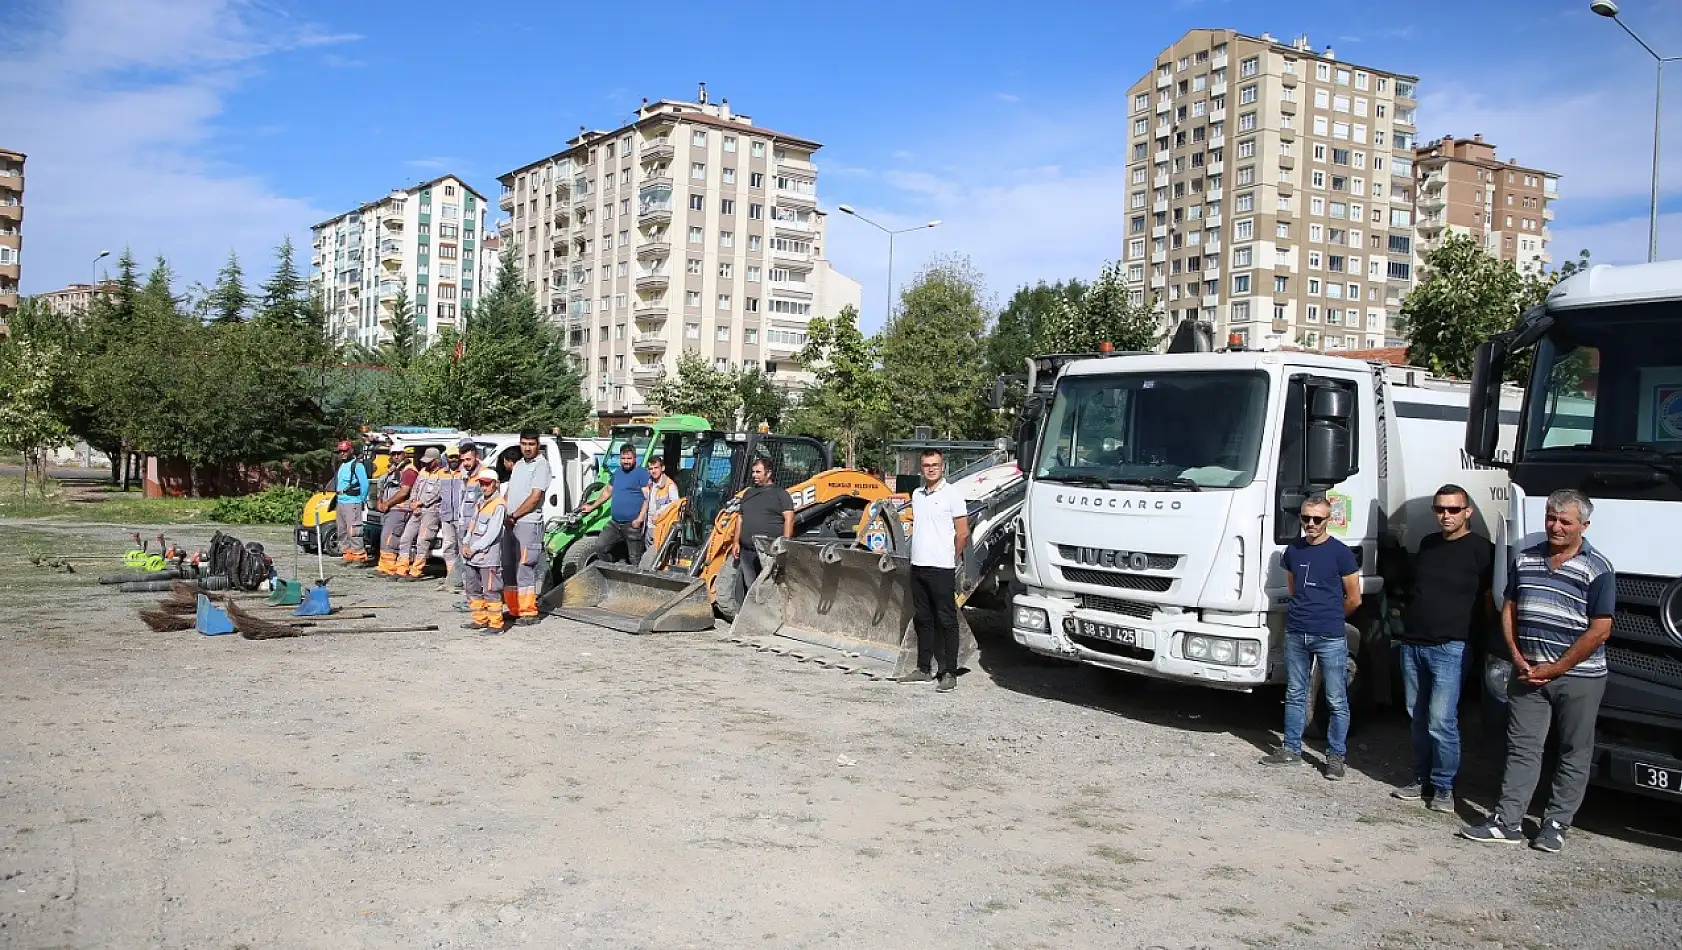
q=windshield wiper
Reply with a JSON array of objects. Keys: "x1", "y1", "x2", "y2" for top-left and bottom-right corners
[
  {"x1": 1544, "y1": 444, "x2": 1682, "y2": 479},
  {"x1": 1112, "y1": 476, "x2": 1202, "y2": 492},
  {"x1": 1042, "y1": 473, "x2": 1121, "y2": 489}
]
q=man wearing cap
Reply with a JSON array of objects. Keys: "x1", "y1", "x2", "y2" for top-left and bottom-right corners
[
  {"x1": 393, "y1": 448, "x2": 447, "y2": 580},
  {"x1": 374, "y1": 447, "x2": 417, "y2": 575},
  {"x1": 501, "y1": 430, "x2": 552, "y2": 625},
  {"x1": 461, "y1": 470, "x2": 508, "y2": 634},
  {"x1": 450, "y1": 440, "x2": 487, "y2": 612},
  {"x1": 330, "y1": 440, "x2": 371, "y2": 567},
  {"x1": 435, "y1": 440, "x2": 472, "y2": 593}
]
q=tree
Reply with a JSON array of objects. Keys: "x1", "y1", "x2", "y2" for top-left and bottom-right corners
[
  {"x1": 736, "y1": 365, "x2": 788, "y2": 432},
  {"x1": 878, "y1": 255, "x2": 991, "y2": 440},
  {"x1": 799, "y1": 305, "x2": 888, "y2": 467},
  {"x1": 257, "y1": 236, "x2": 309, "y2": 325},
  {"x1": 380, "y1": 286, "x2": 418, "y2": 369},
  {"x1": 647, "y1": 351, "x2": 742, "y2": 427},
  {"x1": 1033, "y1": 261, "x2": 1161, "y2": 354},
  {"x1": 987, "y1": 280, "x2": 1085, "y2": 379},
  {"x1": 1400, "y1": 235, "x2": 1587, "y2": 382},
  {"x1": 206, "y1": 250, "x2": 251, "y2": 324},
  {"x1": 0, "y1": 323, "x2": 74, "y2": 500}
]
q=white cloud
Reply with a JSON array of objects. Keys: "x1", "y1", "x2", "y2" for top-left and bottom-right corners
[
  {"x1": 0, "y1": 0, "x2": 352, "y2": 293},
  {"x1": 995, "y1": 92, "x2": 1022, "y2": 104}
]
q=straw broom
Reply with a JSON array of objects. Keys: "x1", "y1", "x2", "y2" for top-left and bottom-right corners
[
  {"x1": 138, "y1": 609, "x2": 193, "y2": 632},
  {"x1": 226, "y1": 601, "x2": 434, "y2": 640}
]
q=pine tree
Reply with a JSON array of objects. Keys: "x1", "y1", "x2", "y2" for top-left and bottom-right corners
[
  {"x1": 258, "y1": 236, "x2": 308, "y2": 324},
  {"x1": 207, "y1": 250, "x2": 251, "y2": 324},
  {"x1": 380, "y1": 286, "x2": 418, "y2": 369}
]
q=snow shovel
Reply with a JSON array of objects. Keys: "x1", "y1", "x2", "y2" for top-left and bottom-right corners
[{"x1": 196, "y1": 594, "x2": 236, "y2": 637}]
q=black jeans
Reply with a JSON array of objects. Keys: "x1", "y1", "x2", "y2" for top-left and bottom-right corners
[
  {"x1": 598, "y1": 520, "x2": 645, "y2": 565},
  {"x1": 738, "y1": 545, "x2": 764, "y2": 598},
  {"x1": 911, "y1": 565, "x2": 960, "y2": 675}
]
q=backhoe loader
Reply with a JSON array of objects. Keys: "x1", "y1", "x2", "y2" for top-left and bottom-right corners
[{"x1": 540, "y1": 431, "x2": 898, "y2": 634}]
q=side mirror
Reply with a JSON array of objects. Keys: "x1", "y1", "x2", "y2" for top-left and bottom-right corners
[
  {"x1": 1306, "y1": 421, "x2": 1353, "y2": 486},
  {"x1": 1465, "y1": 339, "x2": 1507, "y2": 463}
]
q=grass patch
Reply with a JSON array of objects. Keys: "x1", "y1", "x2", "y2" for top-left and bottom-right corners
[
  {"x1": 0, "y1": 481, "x2": 219, "y2": 524},
  {"x1": 1091, "y1": 844, "x2": 1147, "y2": 866}
]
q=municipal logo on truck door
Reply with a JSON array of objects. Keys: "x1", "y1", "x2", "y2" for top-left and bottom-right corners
[{"x1": 1655, "y1": 386, "x2": 1682, "y2": 441}]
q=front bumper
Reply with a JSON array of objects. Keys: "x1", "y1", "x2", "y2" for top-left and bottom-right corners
[{"x1": 1011, "y1": 592, "x2": 1276, "y2": 691}]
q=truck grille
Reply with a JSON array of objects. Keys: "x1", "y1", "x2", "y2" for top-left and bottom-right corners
[
  {"x1": 1077, "y1": 594, "x2": 1155, "y2": 620},
  {"x1": 1055, "y1": 545, "x2": 1179, "y2": 571},
  {"x1": 1059, "y1": 566, "x2": 1172, "y2": 593},
  {"x1": 1608, "y1": 647, "x2": 1682, "y2": 691},
  {"x1": 1611, "y1": 573, "x2": 1682, "y2": 650}
]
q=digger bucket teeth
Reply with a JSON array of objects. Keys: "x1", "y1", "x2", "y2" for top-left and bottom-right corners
[
  {"x1": 729, "y1": 540, "x2": 977, "y2": 679},
  {"x1": 539, "y1": 562, "x2": 716, "y2": 635}
]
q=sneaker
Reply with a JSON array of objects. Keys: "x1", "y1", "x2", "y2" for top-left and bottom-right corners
[
  {"x1": 1457, "y1": 816, "x2": 1524, "y2": 844},
  {"x1": 460, "y1": 621, "x2": 487, "y2": 630},
  {"x1": 515, "y1": 615, "x2": 541, "y2": 627},
  {"x1": 1391, "y1": 782, "x2": 1424, "y2": 801},
  {"x1": 894, "y1": 669, "x2": 935, "y2": 683},
  {"x1": 1260, "y1": 748, "x2": 1302, "y2": 767},
  {"x1": 1426, "y1": 789, "x2": 1456, "y2": 813},
  {"x1": 936, "y1": 673, "x2": 956, "y2": 692},
  {"x1": 1530, "y1": 819, "x2": 1566, "y2": 854},
  {"x1": 1324, "y1": 754, "x2": 1347, "y2": 781}
]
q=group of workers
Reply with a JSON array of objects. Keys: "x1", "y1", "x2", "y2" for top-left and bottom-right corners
[{"x1": 330, "y1": 433, "x2": 552, "y2": 634}]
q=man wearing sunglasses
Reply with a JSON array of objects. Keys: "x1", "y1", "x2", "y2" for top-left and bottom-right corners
[
  {"x1": 1391, "y1": 485, "x2": 1493, "y2": 811},
  {"x1": 1262, "y1": 494, "x2": 1361, "y2": 779}
]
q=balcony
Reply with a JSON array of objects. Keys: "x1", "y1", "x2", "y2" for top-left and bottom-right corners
[
  {"x1": 1281, "y1": 72, "x2": 1297, "y2": 88},
  {"x1": 636, "y1": 238, "x2": 670, "y2": 259},
  {"x1": 1278, "y1": 155, "x2": 1296, "y2": 170},
  {"x1": 1154, "y1": 173, "x2": 1169, "y2": 187},
  {"x1": 1543, "y1": 206, "x2": 1555, "y2": 222},
  {"x1": 1153, "y1": 199, "x2": 1168, "y2": 213},
  {"x1": 1418, "y1": 192, "x2": 1445, "y2": 212},
  {"x1": 640, "y1": 139, "x2": 674, "y2": 164},
  {"x1": 771, "y1": 244, "x2": 812, "y2": 265},
  {"x1": 379, "y1": 240, "x2": 403, "y2": 260},
  {"x1": 1155, "y1": 149, "x2": 1170, "y2": 164},
  {"x1": 0, "y1": 203, "x2": 19, "y2": 223},
  {"x1": 1207, "y1": 161, "x2": 1224, "y2": 175},
  {"x1": 552, "y1": 181, "x2": 571, "y2": 201},
  {"x1": 1210, "y1": 108, "x2": 1226, "y2": 123},
  {"x1": 382, "y1": 217, "x2": 403, "y2": 230},
  {"x1": 775, "y1": 152, "x2": 816, "y2": 173},
  {"x1": 641, "y1": 174, "x2": 673, "y2": 192},
  {"x1": 377, "y1": 281, "x2": 403, "y2": 297},
  {"x1": 1280, "y1": 100, "x2": 1297, "y2": 116},
  {"x1": 1152, "y1": 224, "x2": 1167, "y2": 238},
  {"x1": 632, "y1": 362, "x2": 665, "y2": 379},
  {"x1": 499, "y1": 191, "x2": 514, "y2": 211},
  {"x1": 1156, "y1": 72, "x2": 1171, "y2": 89},
  {"x1": 635, "y1": 270, "x2": 670, "y2": 290},
  {"x1": 1417, "y1": 214, "x2": 1445, "y2": 233},
  {"x1": 775, "y1": 186, "x2": 817, "y2": 207},
  {"x1": 1210, "y1": 134, "x2": 1225, "y2": 149},
  {"x1": 637, "y1": 203, "x2": 672, "y2": 226},
  {"x1": 1210, "y1": 81, "x2": 1227, "y2": 97},
  {"x1": 1156, "y1": 98, "x2": 1171, "y2": 115},
  {"x1": 633, "y1": 334, "x2": 668, "y2": 352}
]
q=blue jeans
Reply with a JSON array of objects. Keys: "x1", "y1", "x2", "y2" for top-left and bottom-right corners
[
  {"x1": 1283, "y1": 631, "x2": 1349, "y2": 758},
  {"x1": 1398, "y1": 640, "x2": 1465, "y2": 792}
]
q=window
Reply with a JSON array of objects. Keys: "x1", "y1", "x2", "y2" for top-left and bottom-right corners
[
  {"x1": 1333, "y1": 94, "x2": 1350, "y2": 113},
  {"x1": 1235, "y1": 192, "x2": 1254, "y2": 212},
  {"x1": 1240, "y1": 56, "x2": 1259, "y2": 77},
  {"x1": 687, "y1": 257, "x2": 703, "y2": 275},
  {"x1": 1237, "y1": 165, "x2": 1255, "y2": 185},
  {"x1": 721, "y1": 168, "x2": 737, "y2": 185},
  {"x1": 1315, "y1": 88, "x2": 1330, "y2": 108},
  {"x1": 719, "y1": 231, "x2": 734, "y2": 248},
  {"x1": 692, "y1": 130, "x2": 708, "y2": 147},
  {"x1": 1234, "y1": 218, "x2": 1253, "y2": 240},
  {"x1": 1238, "y1": 111, "x2": 1257, "y2": 132},
  {"x1": 621, "y1": 230, "x2": 631, "y2": 247},
  {"x1": 1232, "y1": 246, "x2": 1253, "y2": 268},
  {"x1": 745, "y1": 297, "x2": 760, "y2": 313},
  {"x1": 684, "y1": 322, "x2": 701, "y2": 340},
  {"x1": 688, "y1": 226, "x2": 703, "y2": 244},
  {"x1": 720, "y1": 198, "x2": 735, "y2": 215},
  {"x1": 748, "y1": 235, "x2": 762, "y2": 251},
  {"x1": 1387, "y1": 261, "x2": 1412, "y2": 280},
  {"x1": 1313, "y1": 116, "x2": 1328, "y2": 136},
  {"x1": 1240, "y1": 84, "x2": 1258, "y2": 105},
  {"x1": 719, "y1": 262, "x2": 733, "y2": 278},
  {"x1": 691, "y1": 162, "x2": 706, "y2": 180},
  {"x1": 690, "y1": 194, "x2": 705, "y2": 211},
  {"x1": 717, "y1": 295, "x2": 732, "y2": 312},
  {"x1": 1315, "y1": 62, "x2": 1330, "y2": 81},
  {"x1": 1277, "y1": 221, "x2": 1291, "y2": 238},
  {"x1": 1388, "y1": 234, "x2": 1412, "y2": 255},
  {"x1": 747, "y1": 203, "x2": 763, "y2": 220},
  {"x1": 686, "y1": 290, "x2": 702, "y2": 308},
  {"x1": 1237, "y1": 138, "x2": 1256, "y2": 158},
  {"x1": 751, "y1": 141, "x2": 766, "y2": 158},
  {"x1": 1274, "y1": 275, "x2": 1289, "y2": 293},
  {"x1": 1134, "y1": 92, "x2": 1150, "y2": 112},
  {"x1": 1311, "y1": 170, "x2": 1326, "y2": 189},
  {"x1": 1231, "y1": 274, "x2": 1251, "y2": 294}
]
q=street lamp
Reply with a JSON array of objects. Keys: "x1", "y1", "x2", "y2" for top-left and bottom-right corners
[
  {"x1": 1592, "y1": 0, "x2": 1679, "y2": 262},
  {"x1": 92, "y1": 249, "x2": 110, "y2": 287},
  {"x1": 836, "y1": 204, "x2": 941, "y2": 321}
]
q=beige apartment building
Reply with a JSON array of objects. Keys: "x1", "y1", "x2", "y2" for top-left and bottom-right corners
[
  {"x1": 1124, "y1": 31, "x2": 1422, "y2": 352},
  {"x1": 1414, "y1": 134, "x2": 1557, "y2": 271},
  {"x1": 497, "y1": 87, "x2": 861, "y2": 419},
  {"x1": 38, "y1": 282, "x2": 118, "y2": 317},
  {"x1": 0, "y1": 147, "x2": 24, "y2": 332}
]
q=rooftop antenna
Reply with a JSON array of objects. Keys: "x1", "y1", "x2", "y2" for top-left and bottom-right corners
[{"x1": 697, "y1": 81, "x2": 708, "y2": 105}]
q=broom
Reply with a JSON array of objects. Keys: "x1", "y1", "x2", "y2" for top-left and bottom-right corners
[
  {"x1": 225, "y1": 601, "x2": 433, "y2": 640},
  {"x1": 138, "y1": 608, "x2": 193, "y2": 632}
]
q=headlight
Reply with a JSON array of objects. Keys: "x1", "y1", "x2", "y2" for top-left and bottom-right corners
[
  {"x1": 1484, "y1": 657, "x2": 1512, "y2": 699},
  {"x1": 1013, "y1": 605, "x2": 1049, "y2": 632},
  {"x1": 1183, "y1": 633, "x2": 1259, "y2": 668}
]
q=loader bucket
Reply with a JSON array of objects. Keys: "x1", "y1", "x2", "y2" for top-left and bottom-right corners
[
  {"x1": 729, "y1": 540, "x2": 977, "y2": 679},
  {"x1": 539, "y1": 561, "x2": 716, "y2": 635}
]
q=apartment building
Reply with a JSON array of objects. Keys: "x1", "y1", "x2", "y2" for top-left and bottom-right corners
[
  {"x1": 496, "y1": 86, "x2": 861, "y2": 419},
  {"x1": 308, "y1": 175, "x2": 488, "y2": 351},
  {"x1": 479, "y1": 231, "x2": 503, "y2": 292},
  {"x1": 1415, "y1": 134, "x2": 1557, "y2": 272},
  {"x1": 1123, "y1": 31, "x2": 1422, "y2": 353},
  {"x1": 38, "y1": 281, "x2": 118, "y2": 318},
  {"x1": 0, "y1": 147, "x2": 24, "y2": 332}
]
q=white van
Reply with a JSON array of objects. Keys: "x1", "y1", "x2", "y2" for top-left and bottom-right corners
[{"x1": 472, "y1": 434, "x2": 609, "y2": 521}]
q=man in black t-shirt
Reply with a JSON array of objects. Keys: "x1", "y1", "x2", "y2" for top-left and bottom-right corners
[
  {"x1": 1392, "y1": 484, "x2": 1494, "y2": 811},
  {"x1": 730, "y1": 458, "x2": 794, "y2": 600}
]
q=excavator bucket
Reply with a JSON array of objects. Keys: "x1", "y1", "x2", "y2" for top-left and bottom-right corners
[
  {"x1": 539, "y1": 561, "x2": 717, "y2": 635},
  {"x1": 729, "y1": 539, "x2": 977, "y2": 679}
]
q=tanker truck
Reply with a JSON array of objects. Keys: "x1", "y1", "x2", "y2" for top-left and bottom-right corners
[
  {"x1": 1009, "y1": 342, "x2": 1519, "y2": 717},
  {"x1": 1464, "y1": 260, "x2": 1682, "y2": 803}
]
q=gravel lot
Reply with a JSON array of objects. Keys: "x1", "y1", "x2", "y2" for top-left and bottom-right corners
[{"x1": 2, "y1": 519, "x2": 1678, "y2": 949}]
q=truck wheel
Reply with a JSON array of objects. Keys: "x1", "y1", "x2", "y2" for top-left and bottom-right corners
[
  {"x1": 319, "y1": 521, "x2": 343, "y2": 558},
  {"x1": 558, "y1": 538, "x2": 599, "y2": 581}
]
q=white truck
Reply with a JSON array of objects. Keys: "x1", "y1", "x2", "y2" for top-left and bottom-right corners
[
  {"x1": 1464, "y1": 260, "x2": 1682, "y2": 803},
  {"x1": 1009, "y1": 343, "x2": 1518, "y2": 709}
]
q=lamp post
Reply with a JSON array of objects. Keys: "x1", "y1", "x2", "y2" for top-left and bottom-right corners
[
  {"x1": 1592, "y1": 0, "x2": 1679, "y2": 262},
  {"x1": 91, "y1": 249, "x2": 110, "y2": 288},
  {"x1": 835, "y1": 205, "x2": 940, "y2": 321}
]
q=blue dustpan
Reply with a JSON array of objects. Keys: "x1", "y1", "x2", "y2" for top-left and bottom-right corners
[
  {"x1": 196, "y1": 594, "x2": 235, "y2": 636},
  {"x1": 295, "y1": 580, "x2": 332, "y2": 617}
]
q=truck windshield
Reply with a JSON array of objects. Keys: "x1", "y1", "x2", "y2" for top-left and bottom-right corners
[
  {"x1": 607, "y1": 425, "x2": 653, "y2": 458},
  {"x1": 1523, "y1": 303, "x2": 1682, "y2": 457},
  {"x1": 1034, "y1": 371, "x2": 1269, "y2": 488}
]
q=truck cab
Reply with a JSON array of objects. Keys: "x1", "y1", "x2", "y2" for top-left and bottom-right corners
[{"x1": 1466, "y1": 260, "x2": 1682, "y2": 803}]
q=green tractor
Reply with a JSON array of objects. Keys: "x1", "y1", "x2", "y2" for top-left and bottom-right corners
[{"x1": 543, "y1": 414, "x2": 713, "y2": 582}]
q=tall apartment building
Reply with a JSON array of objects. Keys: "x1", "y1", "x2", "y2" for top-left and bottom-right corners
[
  {"x1": 1123, "y1": 31, "x2": 1422, "y2": 352},
  {"x1": 308, "y1": 175, "x2": 488, "y2": 351},
  {"x1": 39, "y1": 281, "x2": 118, "y2": 318},
  {"x1": 496, "y1": 87, "x2": 861, "y2": 419},
  {"x1": 1414, "y1": 134, "x2": 1557, "y2": 272},
  {"x1": 0, "y1": 147, "x2": 25, "y2": 332}
]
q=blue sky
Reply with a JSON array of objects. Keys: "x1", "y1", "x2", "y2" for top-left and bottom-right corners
[{"x1": 4, "y1": 0, "x2": 1681, "y2": 329}]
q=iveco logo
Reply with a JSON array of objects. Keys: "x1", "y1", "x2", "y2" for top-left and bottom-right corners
[
  {"x1": 1660, "y1": 578, "x2": 1682, "y2": 645},
  {"x1": 1054, "y1": 493, "x2": 1184, "y2": 511},
  {"x1": 1074, "y1": 547, "x2": 1154, "y2": 571}
]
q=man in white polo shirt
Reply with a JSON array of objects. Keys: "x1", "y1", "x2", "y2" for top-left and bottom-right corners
[{"x1": 898, "y1": 448, "x2": 971, "y2": 692}]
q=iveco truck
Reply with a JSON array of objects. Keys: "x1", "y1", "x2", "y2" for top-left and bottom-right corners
[
  {"x1": 1009, "y1": 344, "x2": 1518, "y2": 709},
  {"x1": 1464, "y1": 260, "x2": 1682, "y2": 803}
]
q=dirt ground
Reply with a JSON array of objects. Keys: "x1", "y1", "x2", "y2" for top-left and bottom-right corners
[{"x1": 2, "y1": 519, "x2": 1679, "y2": 949}]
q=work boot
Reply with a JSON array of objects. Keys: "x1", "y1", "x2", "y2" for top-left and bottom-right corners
[
  {"x1": 460, "y1": 620, "x2": 487, "y2": 630},
  {"x1": 936, "y1": 673, "x2": 956, "y2": 693},
  {"x1": 1324, "y1": 754, "x2": 1347, "y2": 781},
  {"x1": 515, "y1": 615, "x2": 541, "y2": 627},
  {"x1": 894, "y1": 669, "x2": 934, "y2": 683},
  {"x1": 1260, "y1": 747, "x2": 1302, "y2": 767}
]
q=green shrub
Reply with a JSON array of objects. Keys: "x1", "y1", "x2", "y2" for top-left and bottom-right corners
[{"x1": 209, "y1": 486, "x2": 314, "y2": 525}]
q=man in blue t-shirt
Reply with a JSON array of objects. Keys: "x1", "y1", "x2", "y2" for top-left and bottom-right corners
[
  {"x1": 1262, "y1": 493, "x2": 1361, "y2": 779},
  {"x1": 330, "y1": 440, "x2": 372, "y2": 566},
  {"x1": 580, "y1": 443, "x2": 652, "y2": 564}
]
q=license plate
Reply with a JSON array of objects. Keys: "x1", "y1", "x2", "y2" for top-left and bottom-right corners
[
  {"x1": 1633, "y1": 762, "x2": 1682, "y2": 795},
  {"x1": 1077, "y1": 619, "x2": 1138, "y2": 646}
]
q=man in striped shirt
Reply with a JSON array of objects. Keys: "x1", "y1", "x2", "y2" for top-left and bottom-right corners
[{"x1": 1460, "y1": 489, "x2": 1614, "y2": 854}]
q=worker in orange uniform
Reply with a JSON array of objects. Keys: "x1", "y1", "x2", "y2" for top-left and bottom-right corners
[
  {"x1": 460, "y1": 470, "x2": 508, "y2": 634},
  {"x1": 393, "y1": 448, "x2": 447, "y2": 580},
  {"x1": 373, "y1": 447, "x2": 416, "y2": 575}
]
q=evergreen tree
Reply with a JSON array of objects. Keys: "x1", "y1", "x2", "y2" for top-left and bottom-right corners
[
  {"x1": 258, "y1": 236, "x2": 308, "y2": 324},
  {"x1": 207, "y1": 250, "x2": 251, "y2": 324},
  {"x1": 380, "y1": 286, "x2": 418, "y2": 369}
]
